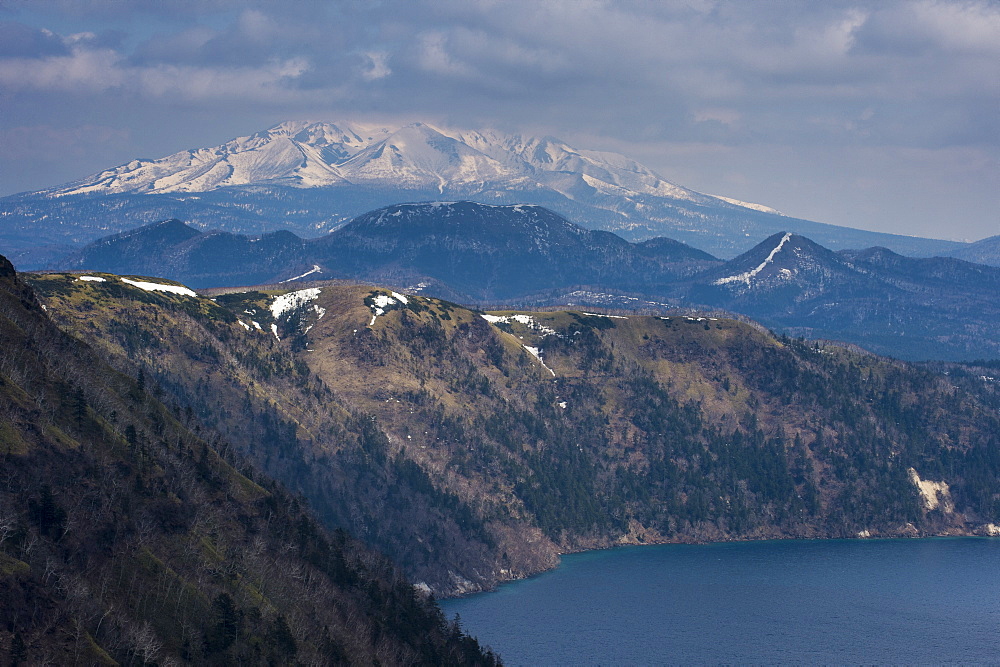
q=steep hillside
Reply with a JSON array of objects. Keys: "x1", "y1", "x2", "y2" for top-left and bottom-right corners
[
  {"x1": 0, "y1": 259, "x2": 498, "y2": 664},
  {"x1": 28, "y1": 271, "x2": 1000, "y2": 598}
]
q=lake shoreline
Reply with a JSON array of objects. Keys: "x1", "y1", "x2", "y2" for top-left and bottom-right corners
[{"x1": 440, "y1": 521, "x2": 1000, "y2": 599}]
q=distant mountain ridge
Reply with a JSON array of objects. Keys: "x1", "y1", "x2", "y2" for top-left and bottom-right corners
[
  {"x1": 675, "y1": 232, "x2": 1000, "y2": 361},
  {"x1": 57, "y1": 202, "x2": 720, "y2": 300},
  {"x1": 1, "y1": 120, "x2": 967, "y2": 265},
  {"x1": 53, "y1": 201, "x2": 1000, "y2": 361},
  {"x1": 947, "y1": 234, "x2": 1000, "y2": 267}
]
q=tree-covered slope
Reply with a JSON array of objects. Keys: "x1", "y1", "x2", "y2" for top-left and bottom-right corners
[
  {"x1": 0, "y1": 258, "x2": 498, "y2": 665},
  {"x1": 27, "y1": 271, "x2": 1000, "y2": 599}
]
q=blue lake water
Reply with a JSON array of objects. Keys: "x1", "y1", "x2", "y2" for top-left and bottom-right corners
[{"x1": 440, "y1": 538, "x2": 1000, "y2": 665}]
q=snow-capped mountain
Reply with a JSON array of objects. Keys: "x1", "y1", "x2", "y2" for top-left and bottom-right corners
[
  {"x1": 3, "y1": 120, "x2": 967, "y2": 267},
  {"x1": 679, "y1": 233, "x2": 1000, "y2": 360},
  {"x1": 56, "y1": 121, "x2": 391, "y2": 194},
  {"x1": 52, "y1": 120, "x2": 714, "y2": 204},
  {"x1": 696, "y1": 232, "x2": 863, "y2": 301}
]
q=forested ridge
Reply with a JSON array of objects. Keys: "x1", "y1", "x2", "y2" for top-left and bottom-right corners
[
  {"x1": 22, "y1": 269, "x2": 1000, "y2": 601},
  {"x1": 0, "y1": 257, "x2": 499, "y2": 664}
]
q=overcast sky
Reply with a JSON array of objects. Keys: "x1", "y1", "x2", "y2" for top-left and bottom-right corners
[{"x1": 0, "y1": 0, "x2": 996, "y2": 241}]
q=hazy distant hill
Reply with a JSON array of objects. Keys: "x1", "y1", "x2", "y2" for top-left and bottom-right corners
[
  {"x1": 674, "y1": 233, "x2": 1000, "y2": 361},
  {"x1": 944, "y1": 234, "x2": 1000, "y2": 267},
  {"x1": 1, "y1": 120, "x2": 965, "y2": 266},
  {"x1": 57, "y1": 202, "x2": 721, "y2": 294}
]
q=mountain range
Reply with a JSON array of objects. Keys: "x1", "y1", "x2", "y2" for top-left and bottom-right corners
[
  {"x1": 0, "y1": 121, "x2": 970, "y2": 267},
  {"x1": 55, "y1": 201, "x2": 1000, "y2": 361},
  {"x1": 56, "y1": 202, "x2": 719, "y2": 296}
]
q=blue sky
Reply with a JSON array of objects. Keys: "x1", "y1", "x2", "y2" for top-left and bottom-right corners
[{"x1": 0, "y1": 0, "x2": 996, "y2": 241}]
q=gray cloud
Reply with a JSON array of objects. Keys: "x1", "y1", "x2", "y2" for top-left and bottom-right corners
[{"x1": 0, "y1": 0, "x2": 996, "y2": 240}]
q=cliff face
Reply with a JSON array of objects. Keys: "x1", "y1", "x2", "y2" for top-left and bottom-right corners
[
  {"x1": 26, "y1": 271, "x2": 1000, "y2": 596},
  {"x1": 0, "y1": 261, "x2": 498, "y2": 664}
]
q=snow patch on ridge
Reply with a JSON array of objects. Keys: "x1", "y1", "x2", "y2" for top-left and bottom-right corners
[
  {"x1": 711, "y1": 195, "x2": 783, "y2": 215},
  {"x1": 481, "y1": 313, "x2": 556, "y2": 336},
  {"x1": 366, "y1": 291, "x2": 409, "y2": 326},
  {"x1": 714, "y1": 233, "x2": 793, "y2": 286},
  {"x1": 523, "y1": 345, "x2": 556, "y2": 377},
  {"x1": 281, "y1": 264, "x2": 323, "y2": 283},
  {"x1": 270, "y1": 287, "x2": 321, "y2": 319},
  {"x1": 121, "y1": 277, "x2": 197, "y2": 297}
]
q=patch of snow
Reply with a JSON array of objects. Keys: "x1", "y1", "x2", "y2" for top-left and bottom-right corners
[
  {"x1": 523, "y1": 345, "x2": 556, "y2": 377},
  {"x1": 237, "y1": 320, "x2": 251, "y2": 331},
  {"x1": 76, "y1": 275, "x2": 106, "y2": 282},
  {"x1": 582, "y1": 312, "x2": 628, "y2": 319},
  {"x1": 251, "y1": 321, "x2": 262, "y2": 331},
  {"x1": 481, "y1": 313, "x2": 556, "y2": 336},
  {"x1": 271, "y1": 323, "x2": 280, "y2": 340},
  {"x1": 270, "y1": 287, "x2": 321, "y2": 319},
  {"x1": 711, "y1": 195, "x2": 783, "y2": 215},
  {"x1": 371, "y1": 294, "x2": 396, "y2": 311},
  {"x1": 558, "y1": 401, "x2": 568, "y2": 409},
  {"x1": 714, "y1": 232, "x2": 793, "y2": 286},
  {"x1": 121, "y1": 277, "x2": 197, "y2": 297},
  {"x1": 280, "y1": 264, "x2": 323, "y2": 283},
  {"x1": 367, "y1": 292, "x2": 406, "y2": 326}
]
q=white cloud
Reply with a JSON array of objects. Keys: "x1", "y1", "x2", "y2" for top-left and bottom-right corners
[
  {"x1": 136, "y1": 57, "x2": 311, "y2": 101},
  {"x1": 0, "y1": 46, "x2": 123, "y2": 91}
]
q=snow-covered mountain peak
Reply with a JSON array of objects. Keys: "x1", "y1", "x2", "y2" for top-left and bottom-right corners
[
  {"x1": 714, "y1": 232, "x2": 794, "y2": 286},
  {"x1": 44, "y1": 119, "x2": 776, "y2": 220}
]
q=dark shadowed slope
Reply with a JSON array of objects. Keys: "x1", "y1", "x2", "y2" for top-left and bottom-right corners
[{"x1": 0, "y1": 255, "x2": 499, "y2": 665}]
